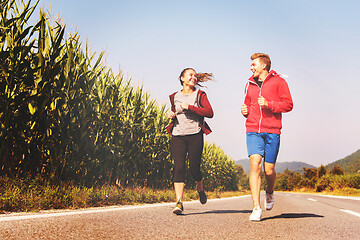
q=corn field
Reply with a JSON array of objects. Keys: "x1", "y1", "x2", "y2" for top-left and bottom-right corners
[{"x1": 0, "y1": 0, "x2": 239, "y2": 190}]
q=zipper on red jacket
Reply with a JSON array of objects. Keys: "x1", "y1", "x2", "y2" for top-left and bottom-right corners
[
  {"x1": 258, "y1": 86, "x2": 263, "y2": 133},
  {"x1": 248, "y1": 80, "x2": 263, "y2": 133},
  {"x1": 257, "y1": 72, "x2": 274, "y2": 133}
]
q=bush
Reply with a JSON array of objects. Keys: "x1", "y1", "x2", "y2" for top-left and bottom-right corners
[
  {"x1": 236, "y1": 165, "x2": 249, "y2": 190},
  {"x1": 314, "y1": 173, "x2": 360, "y2": 192},
  {"x1": 315, "y1": 175, "x2": 331, "y2": 192},
  {"x1": 343, "y1": 174, "x2": 360, "y2": 189},
  {"x1": 275, "y1": 169, "x2": 302, "y2": 191},
  {"x1": 317, "y1": 165, "x2": 327, "y2": 179},
  {"x1": 200, "y1": 142, "x2": 239, "y2": 191},
  {"x1": 330, "y1": 164, "x2": 344, "y2": 175}
]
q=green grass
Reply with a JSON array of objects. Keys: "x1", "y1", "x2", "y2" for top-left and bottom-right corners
[
  {"x1": 0, "y1": 176, "x2": 249, "y2": 213},
  {"x1": 2, "y1": 174, "x2": 359, "y2": 214}
]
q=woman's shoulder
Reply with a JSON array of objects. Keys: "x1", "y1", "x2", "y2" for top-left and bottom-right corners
[
  {"x1": 169, "y1": 91, "x2": 179, "y2": 98},
  {"x1": 197, "y1": 89, "x2": 207, "y2": 96},
  {"x1": 169, "y1": 91, "x2": 181, "y2": 105}
]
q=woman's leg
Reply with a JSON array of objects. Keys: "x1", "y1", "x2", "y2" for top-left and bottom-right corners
[
  {"x1": 187, "y1": 133, "x2": 204, "y2": 188},
  {"x1": 171, "y1": 136, "x2": 187, "y2": 202},
  {"x1": 196, "y1": 180, "x2": 204, "y2": 192},
  {"x1": 187, "y1": 133, "x2": 207, "y2": 204},
  {"x1": 174, "y1": 182, "x2": 185, "y2": 202}
]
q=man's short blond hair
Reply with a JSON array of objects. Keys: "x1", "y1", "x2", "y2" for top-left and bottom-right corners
[{"x1": 251, "y1": 53, "x2": 271, "y2": 71}]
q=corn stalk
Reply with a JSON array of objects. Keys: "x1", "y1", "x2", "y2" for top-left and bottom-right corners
[{"x1": 0, "y1": 0, "x2": 239, "y2": 191}]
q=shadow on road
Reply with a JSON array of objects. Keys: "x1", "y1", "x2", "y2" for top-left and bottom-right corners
[
  {"x1": 178, "y1": 208, "x2": 324, "y2": 219},
  {"x1": 183, "y1": 209, "x2": 252, "y2": 216},
  {"x1": 262, "y1": 213, "x2": 324, "y2": 221}
]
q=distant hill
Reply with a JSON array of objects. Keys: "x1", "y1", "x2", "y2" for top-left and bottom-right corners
[
  {"x1": 234, "y1": 159, "x2": 316, "y2": 174},
  {"x1": 326, "y1": 149, "x2": 360, "y2": 173}
]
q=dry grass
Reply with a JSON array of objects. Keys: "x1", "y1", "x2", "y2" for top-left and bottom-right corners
[{"x1": 0, "y1": 176, "x2": 250, "y2": 213}]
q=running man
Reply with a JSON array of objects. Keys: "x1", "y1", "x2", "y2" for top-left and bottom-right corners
[{"x1": 241, "y1": 53, "x2": 293, "y2": 221}]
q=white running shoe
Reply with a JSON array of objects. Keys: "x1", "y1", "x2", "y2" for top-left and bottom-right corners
[
  {"x1": 249, "y1": 206, "x2": 262, "y2": 221},
  {"x1": 265, "y1": 192, "x2": 274, "y2": 210}
]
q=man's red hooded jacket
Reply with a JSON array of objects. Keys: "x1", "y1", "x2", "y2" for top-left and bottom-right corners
[{"x1": 243, "y1": 70, "x2": 293, "y2": 135}]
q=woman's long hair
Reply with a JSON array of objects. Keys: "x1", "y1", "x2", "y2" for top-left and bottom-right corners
[{"x1": 179, "y1": 68, "x2": 214, "y2": 87}]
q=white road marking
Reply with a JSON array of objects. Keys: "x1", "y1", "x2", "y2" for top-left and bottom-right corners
[
  {"x1": 282, "y1": 192, "x2": 360, "y2": 201},
  {"x1": 0, "y1": 206, "x2": 155, "y2": 222},
  {"x1": 317, "y1": 195, "x2": 360, "y2": 201},
  {"x1": 340, "y1": 209, "x2": 360, "y2": 218},
  {"x1": 0, "y1": 195, "x2": 250, "y2": 222},
  {"x1": 307, "y1": 198, "x2": 317, "y2": 202}
]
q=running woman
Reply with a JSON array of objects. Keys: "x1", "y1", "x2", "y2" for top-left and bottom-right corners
[
  {"x1": 241, "y1": 53, "x2": 293, "y2": 221},
  {"x1": 166, "y1": 68, "x2": 214, "y2": 215}
]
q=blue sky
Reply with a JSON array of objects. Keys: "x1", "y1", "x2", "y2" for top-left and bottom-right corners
[{"x1": 39, "y1": 0, "x2": 360, "y2": 166}]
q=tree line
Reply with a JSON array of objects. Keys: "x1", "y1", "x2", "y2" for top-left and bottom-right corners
[{"x1": 273, "y1": 164, "x2": 360, "y2": 192}]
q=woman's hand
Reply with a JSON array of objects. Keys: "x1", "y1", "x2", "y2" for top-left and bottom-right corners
[
  {"x1": 168, "y1": 111, "x2": 175, "y2": 119},
  {"x1": 180, "y1": 102, "x2": 189, "y2": 110}
]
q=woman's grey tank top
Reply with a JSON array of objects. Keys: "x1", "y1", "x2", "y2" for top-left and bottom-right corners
[{"x1": 172, "y1": 89, "x2": 201, "y2": 136}]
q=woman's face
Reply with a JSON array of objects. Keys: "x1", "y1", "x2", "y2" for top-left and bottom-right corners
[{"x1": 181, "y1": 69, "x2": 197, "y2": 87}]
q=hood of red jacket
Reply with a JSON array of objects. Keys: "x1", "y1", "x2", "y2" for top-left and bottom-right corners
[{"x1": 249, "y1": 70, "x2": 278, "y2": 83}]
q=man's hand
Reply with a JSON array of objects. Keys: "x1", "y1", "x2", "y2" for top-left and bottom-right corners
[
  {"x1": 258, "y1": 96, "x2": 268, "y2": 107},
  {"x1": 241, "y1": 104, "x2": 248, "y2": 115}
]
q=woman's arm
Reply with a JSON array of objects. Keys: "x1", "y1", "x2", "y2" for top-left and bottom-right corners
[{"x1": 187, "y1": 92, "x2": 214, "y2": 118}]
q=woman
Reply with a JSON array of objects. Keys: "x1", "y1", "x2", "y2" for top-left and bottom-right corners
[{"x1": 166, "y1": 68, "x2": 214, "y2": 215}]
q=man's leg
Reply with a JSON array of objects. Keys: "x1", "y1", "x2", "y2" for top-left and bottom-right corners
[
  {"x1": 264, "y1": 162, "x2": 276, "y2": 194},
  {"x1": 249, "y1": 154, "x2": 262, "y2": 208},
  {"x1": 264, "y1": 162, "x2": 276, "y2": 211},
  {"x1": 263, "y1": 133, "x2": 280, "y2": 194},
  {"x1": 263, "y1": 133, "x2": 280, "y2": 211}
]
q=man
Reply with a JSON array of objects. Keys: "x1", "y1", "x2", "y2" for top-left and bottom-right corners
[{"x1": 241, "y1": 53, "x2": 293, "y2": 221}]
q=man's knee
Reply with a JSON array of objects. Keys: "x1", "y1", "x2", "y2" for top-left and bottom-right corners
[
  {"x1": 250, "y1": 154, "x2": 262, "y2": 171},
  {"x1": 264, "y1": 163, "x2": 276, "y2": 176}
]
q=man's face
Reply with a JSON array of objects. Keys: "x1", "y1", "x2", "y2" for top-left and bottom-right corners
[{"x1": 250, "y1": 58, "x2": 265, "y2": 78}]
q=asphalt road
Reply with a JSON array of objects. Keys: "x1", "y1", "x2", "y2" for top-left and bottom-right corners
[{"x1": 1, "y1": 192, "x2": 359, "y2": 239}]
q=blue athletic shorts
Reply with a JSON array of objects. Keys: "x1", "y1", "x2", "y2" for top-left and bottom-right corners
[{"x1": 246, "y1": 132, "x2": 280, "y2": 164}]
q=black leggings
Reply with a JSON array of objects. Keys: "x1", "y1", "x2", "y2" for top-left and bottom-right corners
[{"x1": 170, "y1": 132, "x2": 204, "y2": 183}]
